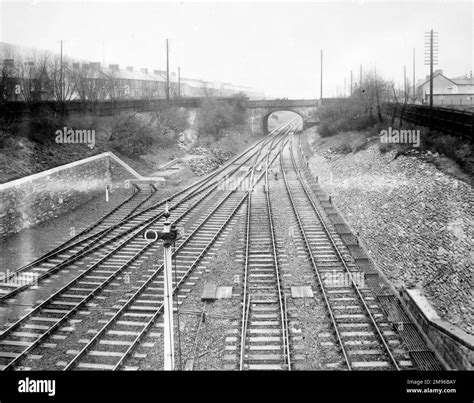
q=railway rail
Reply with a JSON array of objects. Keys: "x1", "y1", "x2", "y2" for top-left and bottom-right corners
[
  {"x1": 0, "y1": 119, "x2": 443, "y2": 371},
  {"x1": 281, "y1": 136, "x2": 406, "y2": 370},
  {"x1": 0, "y1": 122, "x2": 294, "y2": 301},
  {"x1": 0, "y1": 122, "x2": 291, "y2": 370},
  {"x1": 295, "y1": 135, "x2": 442, "y2": 371},
  {"x1": 239, "y1": 128, "x2": 293, "y2": 371}
]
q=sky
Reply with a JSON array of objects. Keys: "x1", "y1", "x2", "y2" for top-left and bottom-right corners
[{"x1": 0, "y1": 0, "x2": 472, "y2": 98}]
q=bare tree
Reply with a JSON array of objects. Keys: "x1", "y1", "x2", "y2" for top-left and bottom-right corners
[
  {"x1": 352, "y1": 72, "x2": 392, "y2": 123},
  {"x1": 0, "y1": 48, "x2": 17, "y2": 102},
  {"x1": 49, "y1": 55, "x2": 76, "y2": 102},
  {"x1": 103, "y1": 67, "x2": 125, "y2": 102},
  {"x1": 14, "y1": 50, "x2": 51, "y2": 102},
  {"x1": 71, "y1": 63, "x2": 107, "y2": 108},
  {"x1": 201, "y1": 80, "x2": 217, "y2": 98}
]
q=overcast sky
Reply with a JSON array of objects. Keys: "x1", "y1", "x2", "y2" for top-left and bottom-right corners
[{"x1": 0, "y1": 0, "x2": 472, "y2": 98}]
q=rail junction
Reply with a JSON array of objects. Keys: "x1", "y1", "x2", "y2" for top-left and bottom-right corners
[{"x1": 0, "y1": 120, "x2": 442, "y2": 371}]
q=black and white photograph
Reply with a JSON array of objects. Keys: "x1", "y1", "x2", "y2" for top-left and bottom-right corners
[{"x1": 0, "y1": 0, "x2": 472, "y2": 401}]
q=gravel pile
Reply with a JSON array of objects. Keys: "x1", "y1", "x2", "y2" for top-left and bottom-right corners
[
  {"x1": 184, "y1": 149, "x2": 235, "y2": 176},
  {"x1": 184, "y1": 157, "x2": 222, "y2": 176},
  {"x1": 187, "y1": 146, "x2": 209, "y2": 155}
]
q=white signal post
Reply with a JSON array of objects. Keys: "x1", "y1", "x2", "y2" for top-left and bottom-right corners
[{"x1": 162, "y1": 203, "x2": 175, "y2": 370}]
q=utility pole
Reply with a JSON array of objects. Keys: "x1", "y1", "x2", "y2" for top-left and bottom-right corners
[
  {"x1": 413, "y1": 48, "x2": 416, "y2": 102},
  {"x1": 350, "y1": 70, "x2": 353, "y2": 97},
  {"x1": 60, "y1": 40, "x2": 63, "y2": 102},
  {"x1": 320, "y1": 49, "x2": 323, "y2": 100},
  {"x1": 166, "y1": 39, "x2": 170, "y2": 101},
  {"x1": 404, "y1": 65, "x2": 407, "y2": 100},
  {"x1": 359, "y1": 64, "x2": 362, "y2": 87},
  {"x1": 424, "y1": 29, "x2": 438, "y2": 108},
  {"x1": 178, "y1": 67, "x2": 181, "y2": 98}
]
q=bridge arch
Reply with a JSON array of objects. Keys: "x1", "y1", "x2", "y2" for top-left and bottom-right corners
[
  {"x1": 243, "y1": 99, "x2": 319, "y2": 135},
  {"x1": 263, "y1": 109, "x2": 304, "y2": 134}
]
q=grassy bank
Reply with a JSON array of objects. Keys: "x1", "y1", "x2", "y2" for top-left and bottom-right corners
[
  {"x1": 0, "y1": 99, "x2": 257, "y2": 183},
  {"x1": 316, "y1": 100, "x2": 473, "y2": 180}
]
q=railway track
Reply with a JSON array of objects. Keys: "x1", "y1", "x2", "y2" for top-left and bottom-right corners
[
  {"x1": 0, "y1": 123, "x2": 293, "y2": 302},
  {"x1": 280, "y1": 134, "x2": 411, "y2": 370},
  {"x1": 295, "y1": 134, "x2": 442, "y2": 371},
  {"x1": 59, "y1": 126, "x2": 292, "y2": 371},
  {"x1": 0, "y1": 122, "x2": 291, "y2": 370},
  {"x1": 239, "y1": 133, "x2": 292, "y2": 371},
  {"x1": 0, "y1": 119, "x2": 443, "y2": 371}
]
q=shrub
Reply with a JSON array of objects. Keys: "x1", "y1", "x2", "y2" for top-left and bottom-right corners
[
  {"x1": 197, "y1": 98, "x2": 247, "y2": 140},
  {"x1": 26, "y1": 105, "x2": 67, "y2": 145},
  {"x1": 317, "y1": 100, "x2": 379, "y2": 138},
  {"x1": 109, "y1": 114, "x2": 155, "y2": 158}
]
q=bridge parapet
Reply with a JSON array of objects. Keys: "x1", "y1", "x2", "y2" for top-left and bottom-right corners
[{"x1": 244, "y1": 99, "x2": 320, "y2": 108}]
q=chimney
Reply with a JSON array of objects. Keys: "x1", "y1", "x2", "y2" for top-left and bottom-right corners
[
  {"x1": 141, "y1": 68, "x2": 148, "y2": 74},
  {"x1": 127, "y1": 66, "x2": 133, "y2": 72},
  {"x1": 89, "y1": 62, "x2": 101, "y2": 70},
  {"x1": 108, "y1": 64, "x2": 119, "y2": 71},
  {"x1": 154, "y1": 69, "x2": 166, "y2": 76},
  {"x1": 434, "y1": 69, "x2": 443, "y2": 75}
]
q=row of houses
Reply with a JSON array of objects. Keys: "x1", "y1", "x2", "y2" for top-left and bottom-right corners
[
  {"x1": 416, "y1": 69, "x2": 474, "y2": 107},
  {"x1": 0, "y1": 42, "x2": 265, "y2": 102}
]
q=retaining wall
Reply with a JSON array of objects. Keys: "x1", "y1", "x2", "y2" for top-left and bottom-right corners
[{"x1": 0, "y1": 152, "x2": 138, "y2": 237}]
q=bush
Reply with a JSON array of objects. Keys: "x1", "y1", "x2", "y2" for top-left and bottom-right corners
[
  {"x1": 109, "y1": 114, "x2": 156, "y2": 158},
  {"x1": 26, "y1": 105, "x2": 67, "y2": 145},
  {"x1": 108, "y1": 106, "x2": 188, "y2": 158},
  {"x1": 197, "y1": 98, "x2": 246, "y2": 140},
  {"x1": 151, "y1": 106, "x2": 188, "y2": 136},
  {"x1": 317, "y1": 100, "x2": 379, "y2": 138}
]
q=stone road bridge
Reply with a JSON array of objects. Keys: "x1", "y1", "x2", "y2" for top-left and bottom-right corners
[
  {"x1": 243, "y1": 99, "x2": 320, "y2": 134},
  {"x1": 3, "y1": 97, "x2": 321, "y2": 135}
]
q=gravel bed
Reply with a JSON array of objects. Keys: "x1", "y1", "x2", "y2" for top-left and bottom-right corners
[
  {"x1": 134, "y1": 209, "x2": 245, "y2": 370},
  {"x1": 11, "y1": 186, "x2": 227, "y2": 369},
  {"x1": 268, "y1": 174, "x2": 343, "y2": 369}
]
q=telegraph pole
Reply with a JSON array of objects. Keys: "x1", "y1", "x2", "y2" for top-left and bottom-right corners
[
  {"x1": 359, "y1": 64, "x2": 362, "y2": 87},
  {"x1": 350, "y1": 70, "x2": 353, "y2": 97},
  {"x1": 404, "y1": 65, "x2": 407, "y2": 100},
  {"x1": 320, "y1": 49, "x2": 323, "y2": 100},
  {"x1": 425, "y1": 29, "x2": 438, "y2": 108},
  {"x1": 166, "y1": 39, "x2": 170, "y2": 101},
  {"x1": 60, "y1": 40, "x2": 63, "y2": 102},
  {"x1": 177, "y1": 67, "x2": 181, "y2": 98},
  {"x1": 413, "y1": 48, "x2": 416, "y2": 102}
]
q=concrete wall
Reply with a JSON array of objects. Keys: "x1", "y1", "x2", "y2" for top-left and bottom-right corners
[{"x1": 0, "y1": 152, "x2": 139, "y2": 238}]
